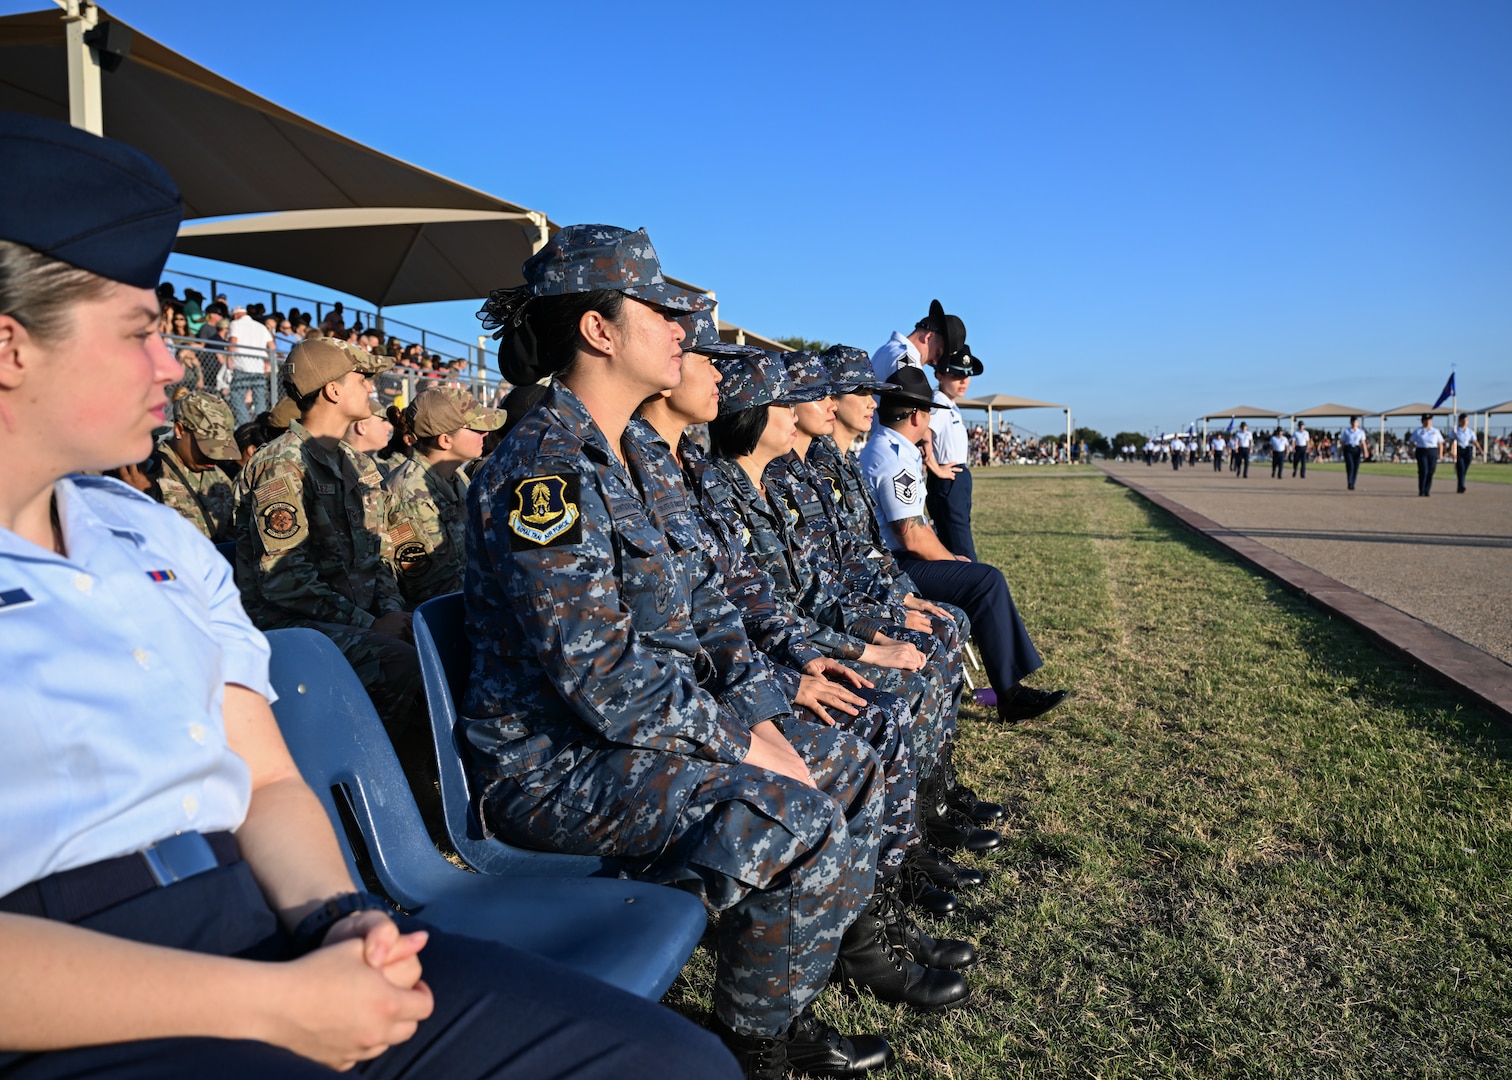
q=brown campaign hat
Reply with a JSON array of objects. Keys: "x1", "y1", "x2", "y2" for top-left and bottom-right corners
[
  {"x1": 171, "y1": 389, "x2": 237, "y2": 460},
  {"x1": 284, "y1": 338, "x2": 393, "y2": 396},
  {"x1": 407, "y1": 386, "x2": 506, "y2": 438}
]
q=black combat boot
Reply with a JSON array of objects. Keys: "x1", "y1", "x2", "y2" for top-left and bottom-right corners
[
  {"x1": 712, "y1": 1008, "x2": 891, "y2": 1079},
  {"x1": 896, "y1": 853, "x2": 958, "y2": 915},
  {"x1": 920, "y1": 767, "x2": 1002, "y2": 853},
  {"x1": 876, "y1": 873, "x2": 978, "y2": 970},
  {"x1": 909, "y1": 844, "x2": 985, "y2": 891},
  {"x1": 834, "y1": 890, "x2": 970, "y2": 1011},
  {"x1": 941, "y1": 741, "x2": 1004, "y2": 823}
]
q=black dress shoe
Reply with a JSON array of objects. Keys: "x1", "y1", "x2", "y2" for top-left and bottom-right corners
[
  {"x1": 909, "y1": 844, "x2": 985, "y2": 891},
  {"x1": 877, "y1": 875, "x2": 978, "y2": 970},
  {"x1": 925, "y1": 810, "x2": 1002, "y2": 853},
  {"x1": 835, "y1": 897, "x2": 971, "y2": 1011},
  {"x1": 785, "y1": 1005, "x2": 893, "y2": 1078},
  {"x1": 896, "y1": 857, "x2": 958, "y2": 915},
  {"x1": 997, "y1": 684, "x2": 1069, "y2": 723}
]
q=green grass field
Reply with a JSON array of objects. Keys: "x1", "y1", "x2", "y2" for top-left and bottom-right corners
[{"x1": 666, "y1": 470, "x2": 1512, "y2": 1078}]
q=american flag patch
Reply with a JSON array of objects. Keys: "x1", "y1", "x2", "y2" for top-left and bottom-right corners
[
  {"x1": 146, "y1": 569, "x2": 177, "y2": 583},
  {"x1": 254, "y1": 477, "x2": 293, "y2": 505},
  {"x1": 0, "y1": 587, "x2": 35, "y2": 611},
  {"x1": 388, "y1": 522, "x2": 417, "y2": 546}
]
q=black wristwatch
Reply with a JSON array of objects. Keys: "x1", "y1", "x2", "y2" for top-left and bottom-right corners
[{"x1": 292, "y1": 891, "x2": 392, "y2": 954}]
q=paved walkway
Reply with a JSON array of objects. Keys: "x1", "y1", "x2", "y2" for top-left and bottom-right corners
[{"x1": 1098, "y1": 462, "x2": 1512, "y2": 718}]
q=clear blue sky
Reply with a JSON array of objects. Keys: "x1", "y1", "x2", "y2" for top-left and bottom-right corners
[{"x1": 10, "y1": 0, "x2": 1510, "y2": 437}]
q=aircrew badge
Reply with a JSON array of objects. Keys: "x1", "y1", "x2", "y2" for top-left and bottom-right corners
[{"x1": 508, "y1": 474, "x2": 582, "y2": 549}]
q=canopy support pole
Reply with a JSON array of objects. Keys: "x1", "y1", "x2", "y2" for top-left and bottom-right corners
[
  {"x1": 57, "y1": 1, "x2": 103, "y2": 135},
  {"x1": 526, "y1": 211, "x2": 550, "y2": 254}
]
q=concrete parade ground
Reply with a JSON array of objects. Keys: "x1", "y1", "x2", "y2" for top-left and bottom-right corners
[{"x1": 1098, "y1": 458, "x2": 1512, "y2": 679}]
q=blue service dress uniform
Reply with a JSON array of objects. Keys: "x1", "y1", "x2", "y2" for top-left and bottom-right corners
[
  {"x1": 859, "y1": 425, "x2": 1044, "y2": 698},
  {"x1": 0, "y1": 476, "x2": 736, "y2": 1079},
  {"x1": 925, "y1": 389, "x2": 977, "y2": 560},
  {"x1": 1340, "y1": 425, "x2": 1367, "y2": 489},
  {"x1": 461, "y1": 383, "x2": 882, "y2": 1037},
  {"x1": 1410, "y1": 424, "x2": 1445, "y2": 496},
  {"x1": 1452, "y1": 424, "x2": 1476, "y2": 492}
]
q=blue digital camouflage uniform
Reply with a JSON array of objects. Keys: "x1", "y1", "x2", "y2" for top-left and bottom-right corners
[
  {"x1": 234, "y1": 418, "x2": 422, "y2": 733},
  {"x1": 676, "y1": 437, "x2": 921, "y2": 876},
  {"x1": 461, "y1": 382, "x2": 882, "y2": 1036}
]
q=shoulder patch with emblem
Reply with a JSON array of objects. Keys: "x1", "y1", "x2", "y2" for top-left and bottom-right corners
[
  {"x1": 394, "y1": 540, "x2": 429, "y2": 576},
  {"x1": 507, "y1": 473, "x2": 583, "y2": 550},
  {"x1": 261, "y1": 502, "x2": 302, "y2": 539},
  {"x1": 892, "y1": 470, "x2": 919, "y2": 503}
]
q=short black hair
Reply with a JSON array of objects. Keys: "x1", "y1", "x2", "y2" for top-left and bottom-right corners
[{"x1": 709, "y1": 404, "x2": 770, "y2": 459}]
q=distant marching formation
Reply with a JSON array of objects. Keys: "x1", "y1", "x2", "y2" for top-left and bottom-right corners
[{"x1": 1120, "y1": 412, "x2": 1483, "y2": 497}]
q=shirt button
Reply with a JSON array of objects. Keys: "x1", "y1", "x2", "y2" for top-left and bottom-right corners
[
  {"x1": 188, "y1": 723, "x2": 207, "y2": 744},
  {"x1": 73, "y1": 574, "x2": 93, "y2": 594},
  {"x1": 132, "y1": 648, "x2": 150, "y2": 668},
  {"x1": 182, "y1": 794, "x2": 199, "y2": 817}
]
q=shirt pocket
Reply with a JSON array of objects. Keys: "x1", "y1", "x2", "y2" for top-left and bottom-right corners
[{"x1": 610, "y1": 500, "x2": 681, "y2": 628}]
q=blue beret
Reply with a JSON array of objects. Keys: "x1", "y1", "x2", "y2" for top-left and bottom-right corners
[{"x1": 0, "y1": 112, "x2": 182, "y2": 290}]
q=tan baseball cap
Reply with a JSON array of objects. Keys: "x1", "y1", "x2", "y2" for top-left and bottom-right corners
[
  {"x1": 284, "y1": 337, "x2": 394, "y2": 396},
  {"x1": 172, "y1": 389, "x2": 237, "y2": 460},
  {"x1": 407, "y1": 386, "x2": 505, "y2": 438},
  {"x1": 268, "y1": 395, "x2": 302, "y2": 430}
]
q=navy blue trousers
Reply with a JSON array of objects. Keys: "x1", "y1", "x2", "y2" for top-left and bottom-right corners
[
  {"x1": 1416, "y1": 447, "x2": 1439, "y2": 495},
  {"x1": 0, "y1": 862, "x2": 737, "y2": 1080},
  {"x1": 899, "y1": 556, "x2": 1042, "y2": 694},
  {"x1": 1342, "y1": 445, "x2": 1362, "y2": 488},
  {"x1": 925, "y1": 467, "x2": 977, "y2": 561},
  {"x1": 1455, "y1": 445, "x2": 1474, "y2": 491}
]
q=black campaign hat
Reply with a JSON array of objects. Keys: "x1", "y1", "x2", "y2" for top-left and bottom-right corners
[
  {"x1": 877, "y1": 365, "x2": 943, "y2": 411},
  {"x1": 936, "y1": 343, "x2": 983, "y2": 377},
  {"x1": 920, "y1": 298, "x2": 967, "y2": 355},
  {"x1": 0, "y1": 112, "x2": 183, "y2": 290}
]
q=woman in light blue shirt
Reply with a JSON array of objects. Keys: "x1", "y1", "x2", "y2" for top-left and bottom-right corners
[{"x1": 1339, "y1": 416, "x2": 1368, "y2": 490}]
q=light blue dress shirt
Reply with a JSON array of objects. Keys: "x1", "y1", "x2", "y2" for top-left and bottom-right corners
[
  {"x1": 1341, "y1": 427, "x2": 1367, "y2": 448},
  {"x1": 870, "y1": 331, "x2": 920, "y2": 383},
  {"x1": 1453, "y1": 426, "x2": 1476, "y2": 448},
  {"x1": 0, "y1": 476, "x2": 270, "y2": 897},
  {"x1": 1410, "y1": 426, "x2": 1444, "y2": 449},
  {"x1": 859, "y1": 425, "x2": 926, "y2": 548},
  {"x1": 929, "y1": 389, "x2": 969, "y2": 466}
]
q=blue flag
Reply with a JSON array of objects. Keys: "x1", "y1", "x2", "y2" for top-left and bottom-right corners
[
  {"x1": 1433, "y1": 373, "x2": 1456, "y2": 409},
  {"x1": 1226, "y1": 416, "x2": 1235, "y2": 432}
]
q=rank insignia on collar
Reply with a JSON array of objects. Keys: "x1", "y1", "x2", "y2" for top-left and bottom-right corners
[
  {"x1": 893, "y1": 470, "x2": 919, "y2": 503},
  {"x1": 508, "y1": 473, "x2": 582, "y2": 549}
]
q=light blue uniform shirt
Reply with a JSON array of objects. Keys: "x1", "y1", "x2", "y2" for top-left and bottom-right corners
[
  {"x1": 1410, "y1": 426, "x2": 1444, "y2": 449},
  {"x1": 929, "y1": 389, "x2": 969, "y2": 465},
  {"x1": 0, "y1": 476, "x2": 270, "y2": 897},
  {"x1": 859, "y1": 425, "x2": 926, "y2": 550},
  {"x1": 1341, "y1": 427, "x2": 1367, "y2": 447},
  {"x1": 870, "y1": 331, "x2": 921, "y2": 383},
  {"x1": 1453, "y1": 426, "x2": 1476, "y2": 448}
]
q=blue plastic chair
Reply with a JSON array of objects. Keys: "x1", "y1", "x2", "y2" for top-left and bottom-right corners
[
  {"x1": 264, "y1": 627, "x2": 706, "y2": 999},
  {"x1": 412, "y1": 593, "x2": 618, "y2": 877},
  {"x1": 215, "y1": 541, "x2": 237, "y2": 564}
]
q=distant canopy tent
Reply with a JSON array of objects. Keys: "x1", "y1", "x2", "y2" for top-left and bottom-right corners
[
  {"x1": 1290, "y1": 403, "x2": 1377, "y2": 420},
  {"x1": 0, "y1": 6, "x2": 556, "y2": 302},
  {"x1": 1376, "y1": 402, "x2": 1454, "y2": 455},
  {"x1": 1473, "y1": 399, "x2": 1512, "y2": 455},
  {"x1": 954, "y1": 393, "x2": 1071, "y2": 450}
]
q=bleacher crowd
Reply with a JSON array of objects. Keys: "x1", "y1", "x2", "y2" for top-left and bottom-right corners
[{"x1": 4, "y1": 115, "x2": 1071, "y2": 1080}]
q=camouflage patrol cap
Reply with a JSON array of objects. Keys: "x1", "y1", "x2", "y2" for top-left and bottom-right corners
[
  {"x1": 675, "y1": 306, "x2": 720, "y2": 352},
  {"x1": 172, "y1": 389, "x2": 237, "y2": 460},
  {"x1": 778, "y1": 350, "x2": 834, "y2": 404},
  {"x1": 708, "y1": 344, "x2": 798, "y2": 416},
  {"x1": 269, "y1": 396, "x2": 301, "y2": 430},
  {"x1": 284, "y1": 337, "x2": 394, "y2": 396},
  {"x1": 820, "y1": 344, "x2": 890, "y2": 394},
  {"x1": 522, "y1": 225, "x2": 713, "y2": 313},
  {"x1": 407, "y1": 386, "x2": 506, "y2": 438}
]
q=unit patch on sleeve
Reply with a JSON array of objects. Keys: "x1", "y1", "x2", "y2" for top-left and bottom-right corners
[
  {"x1": 261, "y1": 502, "x2": 301, "y2": 539},
  {"x1": 508, "y1": 473, "x2": 583, "y2": 550},
  {"x1": 892, "y1": 470, "x2": 919, "y2": 504}
]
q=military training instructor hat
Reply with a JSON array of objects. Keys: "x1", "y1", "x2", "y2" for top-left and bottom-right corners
[
  {"x1": 916, "y1": 298, "x2": 968, "y2": 357},
  {"x1": 878, "y1": 366, "x2": 945, "y2": 411},
  {"x1": 0, "y1": 112, "x2": 183, "y2": 289},
  {"x1": 171, "y1": 388, "x2": 238, "y2": 461},
  {"x1": 406, "y1": 386, "x2": 506, "y2": 438},
  {"x1": 283, "y1": 338, "x2": 395, "y2": 396},
  {"x1": 936, "y1": 343, "x2": 984, "y2": 378}
]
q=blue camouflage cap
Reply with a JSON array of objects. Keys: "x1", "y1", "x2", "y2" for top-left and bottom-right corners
[
  {"x1": 522, "y1": 224, "x2": 713, "y2": 313},
  {"x1": 778, "y1": 350, "x2": 834, "y2": 404},
  {"x1": 819, "y1": 344, "x2": 890, "y2": 394},
  {"x1": 675, "y1": 306, "x2": 720, "y2": 352},
  {"x1": 708, "y1": 344, "x2": 798, "y2": 416}
]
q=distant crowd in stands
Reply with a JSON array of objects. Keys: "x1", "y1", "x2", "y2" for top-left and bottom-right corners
[{"x1": 966, "y1": 425, "x2": 1063, "y2": 465}]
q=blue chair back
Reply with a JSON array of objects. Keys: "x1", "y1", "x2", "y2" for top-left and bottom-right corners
[
  {"x1": 264, "y1": 627, "x2": 705, "y2": 998},
  {"x1": 411, "y1": 593, "x2": 617, "y2": 877}
]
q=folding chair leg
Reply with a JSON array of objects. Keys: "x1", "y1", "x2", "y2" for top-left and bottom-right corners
[{"x1": 964, "y1": 640, "x2": 982, "y2": 672}]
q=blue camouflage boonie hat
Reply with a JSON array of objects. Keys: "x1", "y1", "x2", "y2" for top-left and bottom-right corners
[
  {"x1": 522, "y1": 224, "x2": 713, "y2": 313},
  {"x1": 818, "y1": 344, "x2": 890, "y2": 394},
  {"x1": 778, "y1": 351, "x2": 834, "y2": 404},
  {"x1": 675, "y1": 306, "x2": 720, "y2": 352},
  {"x1": 708, "y1": 344, "x2": 798, "y2": 416}
]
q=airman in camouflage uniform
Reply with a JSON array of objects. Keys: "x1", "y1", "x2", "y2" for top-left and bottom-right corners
[
  {"x1": 155, "y1": 388, "x2": 237, "y2": 541},
  {"x1": 384, "y1": 387, "x2": 505, "y2": 607},
  {"x1": 234, "y1": 338, "x2": 422, "y2": 734},
  {"x1": 464, "y1": 227, "x2": 940, "y2": 1064}
]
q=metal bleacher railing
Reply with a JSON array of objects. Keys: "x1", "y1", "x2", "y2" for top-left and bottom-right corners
[{"x1": 163, "y1": 333, "x2": 513, "y2": 428}]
